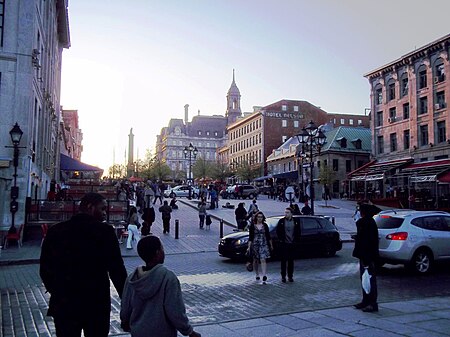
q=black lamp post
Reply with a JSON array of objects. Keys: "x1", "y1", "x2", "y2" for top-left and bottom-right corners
[
  {"x1": 295, "y1": 120, "x2": 326, "y2": 215},
  {"x1": 7, "y1": 123, "x2": 24, "y2": 231},
  {"x1": 183, "y1": 142, "x2": 198, "y2": 199}
]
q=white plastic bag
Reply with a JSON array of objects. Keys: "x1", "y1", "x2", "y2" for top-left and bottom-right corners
[{"x1": 362, "y1": 267, "x2": 371, "y2": 294}]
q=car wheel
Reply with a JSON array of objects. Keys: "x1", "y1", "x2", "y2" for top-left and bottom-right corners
[
  {"x1": 323, "y1": 244, "x2": 336, "y2": 257},
  {"x1": 248, "y1": 193, "x2": 254, "y2": 199},
  {"x1": 410, "y1": 249, "x2": 433, "y2": 274},
  {"x1": 169, "y1": 192, "x2": 175, "y2": 198}
]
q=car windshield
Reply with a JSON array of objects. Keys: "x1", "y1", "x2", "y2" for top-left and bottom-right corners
[{"x1": 374, "y1": 215, "x2": 404, "y2": 229}]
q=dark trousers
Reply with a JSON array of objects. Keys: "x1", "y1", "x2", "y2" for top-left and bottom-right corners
[
  {"x1": 280, "y1": 243, "x2": 296, "y2": 278},
  {"x1": 163, "y1": 218, "x2": 170, "y2": 233},
  {"x1": 153, "y1": 196, "x2": 163, "y2": 204},
  {"x1": 199, "y1": 214, "x2": 205, "y2": 228},
  {"x1": 359, "y1": 261, "x2": 378, "y2": 306},
  {"x1": 54, "y1": 311, "x2": 110, "y2": 337}
]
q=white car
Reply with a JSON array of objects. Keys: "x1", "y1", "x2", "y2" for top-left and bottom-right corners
[
  {"x1": 375, "y1": 210, "x2": 450, "y2": 274},
  {"x1": 164, "y1": 185, "x2": 199, "y2": 198}
]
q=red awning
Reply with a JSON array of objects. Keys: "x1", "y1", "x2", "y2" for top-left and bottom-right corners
[
  {"x1": 438, "y1": 171, "x2": 450, "y2": 183},
  {"x1": 347, "y1": 158, "x2": 413, "y2": 181}
]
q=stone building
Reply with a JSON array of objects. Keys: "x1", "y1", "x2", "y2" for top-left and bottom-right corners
[
  {"x1": 0, "y1": 0, "x2": 70, "y2": 229},
  {"x1": 60, "y1": 109, "x2": 83, "y2": 160}
]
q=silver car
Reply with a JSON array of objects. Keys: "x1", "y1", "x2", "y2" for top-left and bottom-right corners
[
  {"x1": 375, "y1": 210, "x2": 450, "y2": 274},
  {"x1": 164, "y1": 185, "x2": 199, "y2": 198}
]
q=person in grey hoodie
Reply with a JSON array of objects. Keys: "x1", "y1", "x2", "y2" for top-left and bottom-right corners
[{"x1": 120, "y1": 236, "x2": 201, "y2": 337}]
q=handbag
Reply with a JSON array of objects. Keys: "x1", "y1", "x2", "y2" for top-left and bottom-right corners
[{"x1": 362, "y1": 267, "x2": 371, "y2": 294}]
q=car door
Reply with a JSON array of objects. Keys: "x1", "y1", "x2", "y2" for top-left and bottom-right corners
[
  {"x1": 179, "y1": 186, "x2": 189, "y2": 197},
  {"x1": 299, "y1": 217, "x2": 323, "y2": 254},
  {"x1": 420, "y1": 216, "x2": 449, "y2": 259}
]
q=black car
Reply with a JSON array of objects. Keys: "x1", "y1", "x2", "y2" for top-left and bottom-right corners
[{"x1": 218, "y1": 215, "x2": 342, "y2": 259}]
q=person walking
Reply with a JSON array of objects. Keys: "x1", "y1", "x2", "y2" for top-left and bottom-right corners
[
  {"x1": 159, "y1": 200, "x2": 172, "y2": 234},
  {"x1": 120, "y1": 236, "x2": 201, "y2": 337},
  {"x1": 127, "y1": 206, "x2": 141, "y2": 250},
  {"x1": 141, "y1": 203, "x2": 155, "y2": 236},
  {"x1": 153, "y1": 185, "x2": 163, "y2": 205},
  {"x1": 198, "y1": 201, "x2": 207, "y2": 229},
  {"x1": 276, "y1": 207, "x2": 301, "y2": 283},
  {"x1": 235, "y1": 202, "x2": 247, "y2": 231},
  {"x1": 352, "y1": 203, "x2": 380, "y2": 312},
  {"x1": 247, "y1": 211, "x2": 273, "y2": 284},
  {"x1": 247, "y1": 199, "x2": 259, "y2": 219},
  {"x1": 144, "y1": 184, "x2": 155, "y2": 206},
  {"x1": 301, "y1": 200, "x2": 312, "y2": 215},
  {"x1": 40, "y1": 193, "x2": 127, "y2": 337}
]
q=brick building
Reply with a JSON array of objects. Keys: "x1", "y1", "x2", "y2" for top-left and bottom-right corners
[{"x1": 60, "y1": 109, "x2": 83, "y2": 161}]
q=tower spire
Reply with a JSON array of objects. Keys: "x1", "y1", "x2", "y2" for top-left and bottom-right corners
[{"x1": 233, "y1": 68, "x2": 235, "y2": 83}]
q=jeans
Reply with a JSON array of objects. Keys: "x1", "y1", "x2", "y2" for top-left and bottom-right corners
[
  {"x1": 163, "y1": 218, "x2": 170, "y2": 233},
  {"x1": 199, "y1": 214, "x2": 205, "y2": 228},
  {"x1": 126, "y1": 224, "x2": 140, "y2": 249},
  {"x1": 279, "y1": 243, "x2": 296, "y2": 279},
  {"x1": 359, "y1": 261, "x2": 378, "y2": 306}
]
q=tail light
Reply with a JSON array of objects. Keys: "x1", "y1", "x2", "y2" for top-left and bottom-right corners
[{"x1": 386, "y1": 232, "x2": 408, "y2": 241}]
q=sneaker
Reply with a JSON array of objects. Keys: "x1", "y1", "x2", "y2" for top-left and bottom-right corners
[
  {"x1": 288, "y1": 278, "x2": 294, "y2": 282},
  {"x1": 353, "y1": 302, "x2": 366, "y2": 310},
  {"x1": 362, "y1": 304, "x2": 379, "y2": 313},
  {"x1": 281, "y1": 278, "x2": 286, "y2": 283},
  {"x1": 262, "y1": 276, "x2": 267, "y2": 284},
  {"x1": 256, "y1": 276, "x2": 260, "y2": 281}
]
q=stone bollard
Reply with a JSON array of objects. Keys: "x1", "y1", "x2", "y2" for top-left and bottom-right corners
[
  {"x1": 175, "y1": 219, "x2": 179, "y2": 239},
  {"x1": 220, "y1": 219, "x2": 224, "y2": 238}
]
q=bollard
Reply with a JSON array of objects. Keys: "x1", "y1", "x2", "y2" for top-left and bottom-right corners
[
  {"x1": 175, "y1": 219, "x2": 179, "y2": 239},
  {"x1": 220, "y1": 219, "x2": 224, "y2": 238},
  {"x1": 332, "y1": 216, "x2": 336, "y2": 226}
]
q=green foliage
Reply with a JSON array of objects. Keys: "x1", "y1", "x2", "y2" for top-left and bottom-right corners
[
  {"x1": 236, "y1": 161, "x2": 262, "y2": 183},
  {"x1": 108, "y1": 164, "x2": 126, "y2": 179},
  {"x1": 192, "y1": 157, "x2": 214, "y2": 180},
  {"x1": 210, "y1": 161, "x2": 232, "y2": 182}
]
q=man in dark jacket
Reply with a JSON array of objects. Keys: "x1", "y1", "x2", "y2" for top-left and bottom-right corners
[
  {"x1": 352, "y1": 203, "x2": 379, "y2": 312},
  {"x1": 235, "y1": 202, "x2": 247, "y2": 230},
  {"x1": 159, "y1": 200, "x2": 172, "y2": 234},
  {"x1": 276, "y1": 207, "x2": 301, "y2": 283},
  {"x1": 40, "y1": 193, "x2": 127, "y2": 337}
]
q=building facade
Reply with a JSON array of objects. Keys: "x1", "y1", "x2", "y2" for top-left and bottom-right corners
[
  {"x1": 60, "y1": 109, "x2": 83, "y2": 160},
  {"x1": 0, "y1": 0, "x2": 70, "y2": 230}
]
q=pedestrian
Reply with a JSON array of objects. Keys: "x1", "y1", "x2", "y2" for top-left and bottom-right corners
[
  {"x1": 291, "y1": 203, "x2": 301, "y2": 215},
  {"x1": 247, "y1": 211, "x2": 273, "y2": 284},
  {"x1": 141, "y1": 203, "x2": 155, "y2": 236},
  {"x1": 276, "y1": 207, "x2": 301, "y2": 283},
  {"x1": 352, "y1": 203, "x2": 361, "y2": 224},
  {"x1": 40, "y1": 193, "x2": 127, "y2": 337},
  {"x1": 352, "y1": 203, "x2": 380, "y2": 312},
  {"x1": 235, "y1": 202, "x2": 247, "y2": 231},
  {"x1": 247, "y1": 198, "x2": 259, "y2": 219},
  {"x1": 169, "y1": 196, "x2": 178, "y2": 209},
  {"x1": 144, "y1": 184, "x2": 155, "y2": 206},
  {"x1": 198, "y1": 201, "x2": 207, "y2": 229},
  {"x1": 120, "y1": 236, "x2": 201, "y2": 337},
  {"x1": 301, "y1": 200, "x2": 312, "y2": 215},
  {"x1": 153, "y1": 185, "x2": 163, "y2": 205},
  {"x1": 159, "y1": 200, "x2": 172, "y2": 234},
  {"x1": 209, "y1": 187, "x2": 217, "y2": 210},
  {"x1": 127, "y1": 206, "x2": 141, "y2": 250}
]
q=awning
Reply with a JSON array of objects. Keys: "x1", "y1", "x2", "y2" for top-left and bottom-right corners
[
  {"x1": 60, "y1": 154, "x2": 103, "y2": 173},
  {"x1": 347, "y1": 158, "x2": 413, "y2": 182},
  {"x1": 438, "y1": 171, "x2": 450, "y2": 183},
  {"x1": 253, "y1": 174, "x2": 273, "y2": 182},
  {"x1": 396, "y1": 159, "x2": 450, "y2": 183},
  {"x1": 273, "y1": 171, "x2": 298, "y2": 180}
]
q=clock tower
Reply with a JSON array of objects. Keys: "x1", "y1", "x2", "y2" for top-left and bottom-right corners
[{"x1": 226, "y1": 69, "x2": 242, "y2": 125}]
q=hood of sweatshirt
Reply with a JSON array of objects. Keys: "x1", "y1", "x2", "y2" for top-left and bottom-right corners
[{"x1": 127, "y1": 264, "x2": 168, "y2": 299}]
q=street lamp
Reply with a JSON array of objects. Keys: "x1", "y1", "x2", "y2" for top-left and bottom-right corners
[
  {"x1": 7, "y1": 123, "x2": 24, "y2": 231},
  {"x1": 183, "y1": 142, "x2": 198, "y2": 199},
  {"x1": 295, "y1": 121, "x2": 326, "y2": 215}
]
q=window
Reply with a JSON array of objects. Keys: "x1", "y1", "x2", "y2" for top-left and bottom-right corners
[
  {"x1": 390, "y1": 133, "x2": 397, "y2": 152},
  {"x1": 376, "y1": 88, "x2": 383, "y2": 105},
  {"x1": 401, "y1": 74, "x2": 409, "y2": 97},
  {"x1": 282, "y1": 135, "x2": 287, "y2": 143},
  {"x1": 206, "y1": 131, "x2": 210, "y2": 136},
  {"x1": 338, "y1": 138, "x2": 347, "y2": 148},
  {"x1": 419, "y1": 69, "x2": 427, "y2": 89},
  {"x1": 436, "y1": 91, "x2": 446, "y2": 109},
  {"x1": 333, "y1": 180, "x2": 340, "y2": 194},
  {"x1": 282, "y1": 120, "x2": 287, "y2": 127},
  {"x1": 340, "y1": 118, "x2": 345, "y2": 125},
  {"x1": 420, "y1": 125, "x2": 429, "y2": 146},
  {"x1": 377, "y1": 136, "x2": 384, "y2": 154},
  {"x1": 376, "y1": 111, "x2": 383, "y2": 127},
  {"x1": 389, "y1": 107, "x2": 396, "y2": 119},
  {"x1": 437, "y1": 121, "x2": 446, "y2": 144},
  {"x1": 0, "y1": 0, "x2": 4, "y2": 47},
  {"x1": 349, "y1": 119, "x2": 354, "y2": 125},
  {"x1": 404, "y1": 130, "x2": 410, "y2": 150},
  {"x1": 294, "y1": 106, "x2": 299, "y2": 112},
  {"x1": 388, "y1": 82, "x2": 396, "y2": 101},
  {"x1": 403, "y1": 103, "x2": 410, "y2": 119},
  {"x1": 435, "y1": 62, "x2": 445, "y2": 82},
  {"x1": 282, "y1": 105, "x2": 287, "y2": 111},
  {"x1": 358, "y1": 119, "x2": 362, "y2": 125},
  {"x1": 294, "y1": 120, "x2": 299, "y2": 128},
  {"x1": 214, "y1": 131, "x2": 218, "y2": 136},
  {"x1": 346, "y1": 160, "x2": 352, "y2": 173},
  {"x1": 352, "y1": 139, "x2": 362, "y2": 149},
  {"x1": 302, "y1": 218, "x2": 320, "y2": 230},
  {"x1": 419, "y1": 96, "x2": 428, "y2": 115},
  {"x1": 198, "y1": 130, "x2": 202, "y2": 136},
  {"x1": 332, "y1": 159, "x2": 339, "y2": 171}
]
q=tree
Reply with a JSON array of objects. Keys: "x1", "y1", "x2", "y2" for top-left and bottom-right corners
[
  {"x1": 108, "y1": 164, "x2": 126, "y2": 179},
  {"x1": 149, "y1": 158, "x2": 171, "y2": 181},
  {"x1": 318, "y1": 165, "x2": 336, "y2": 207},
  {"x1": 192, "y1": 157, "x2": 214, "y2": 180},
  {"x1": 210, "y1": 160, "x2": 232, "y2": 183},
  {"x1": 236, "y1": 161, "x2": 262, "y2": 183}
]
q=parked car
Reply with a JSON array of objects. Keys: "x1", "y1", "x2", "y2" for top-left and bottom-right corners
[
  {"x1": 164, "y1": 185, "x2": 199, "y2": 199},
  {"x1": 223, "y1": 184, "x2": 259, "y2": 199},
  {"x1": 218, "y1": 215, "x2": 342, "y2": 259},
  {"x1": 375, "y1": 210, "x2": 450, "y2": 274}
]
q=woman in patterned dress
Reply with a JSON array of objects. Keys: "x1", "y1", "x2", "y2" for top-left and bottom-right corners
[{"x1": 247, "y1": 211, "x2": 273, "y2": 284}]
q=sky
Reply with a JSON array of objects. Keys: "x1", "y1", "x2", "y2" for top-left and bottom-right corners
[{"x1": 60, "y1": 0, "x2": 450, "y2": 172}]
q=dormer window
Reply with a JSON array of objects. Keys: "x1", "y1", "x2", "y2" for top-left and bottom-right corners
[
  {"x1": 282, "y1": 105, "x2": 287, "y2": 111},
  {"x1": 198, "y1": 131, "x2": 202, "y2": 136},
  {"x1": 337, "y1": 137, "x2": 347, "y2": 148},
  {"x1": 206, "y1": 131, "x2": 210, "y2": 136},
  {"x1": 352, "y1": 138, "x2": 362, "y2": 149}
]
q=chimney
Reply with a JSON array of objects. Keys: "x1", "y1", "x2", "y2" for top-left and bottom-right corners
[
  {"x1": 184, "y1": 104, "x2": 189, "y2": 124},
  {"x1": 198, "y1": 109, "x2": 200, "y2": 116}
]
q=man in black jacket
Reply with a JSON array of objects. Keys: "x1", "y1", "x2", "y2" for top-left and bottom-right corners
[
  {"x1": 276, "y1": 207, "x2": 301, "y2": 283},
  {"x1": 352, "y1": 203, "x2": 380, "y2": 312},
  {"x1": 40, "y1": 193, "x2": 128, "y2": 337}
]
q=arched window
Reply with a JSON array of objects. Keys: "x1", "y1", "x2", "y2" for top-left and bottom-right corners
[
  {"x1": 417, "y1": 64, "x2": 427, "y2": 89},
  {"x1": 400, "y1": 72, "x2": 408, "y2": 97},
  {"x1": 387, "y1": 78, "x2": 396, "y2": 101},
  {"x1": 434, "y1": 58, "x2": 445, "y2": 83},
  {"x1": 374, "y1": 84, "x2": 383, "y2": 105}
]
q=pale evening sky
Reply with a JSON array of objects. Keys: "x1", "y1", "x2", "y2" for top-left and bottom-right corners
[{"x1": 60, "y1": 0, "x2": 450, "y2": 172}]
